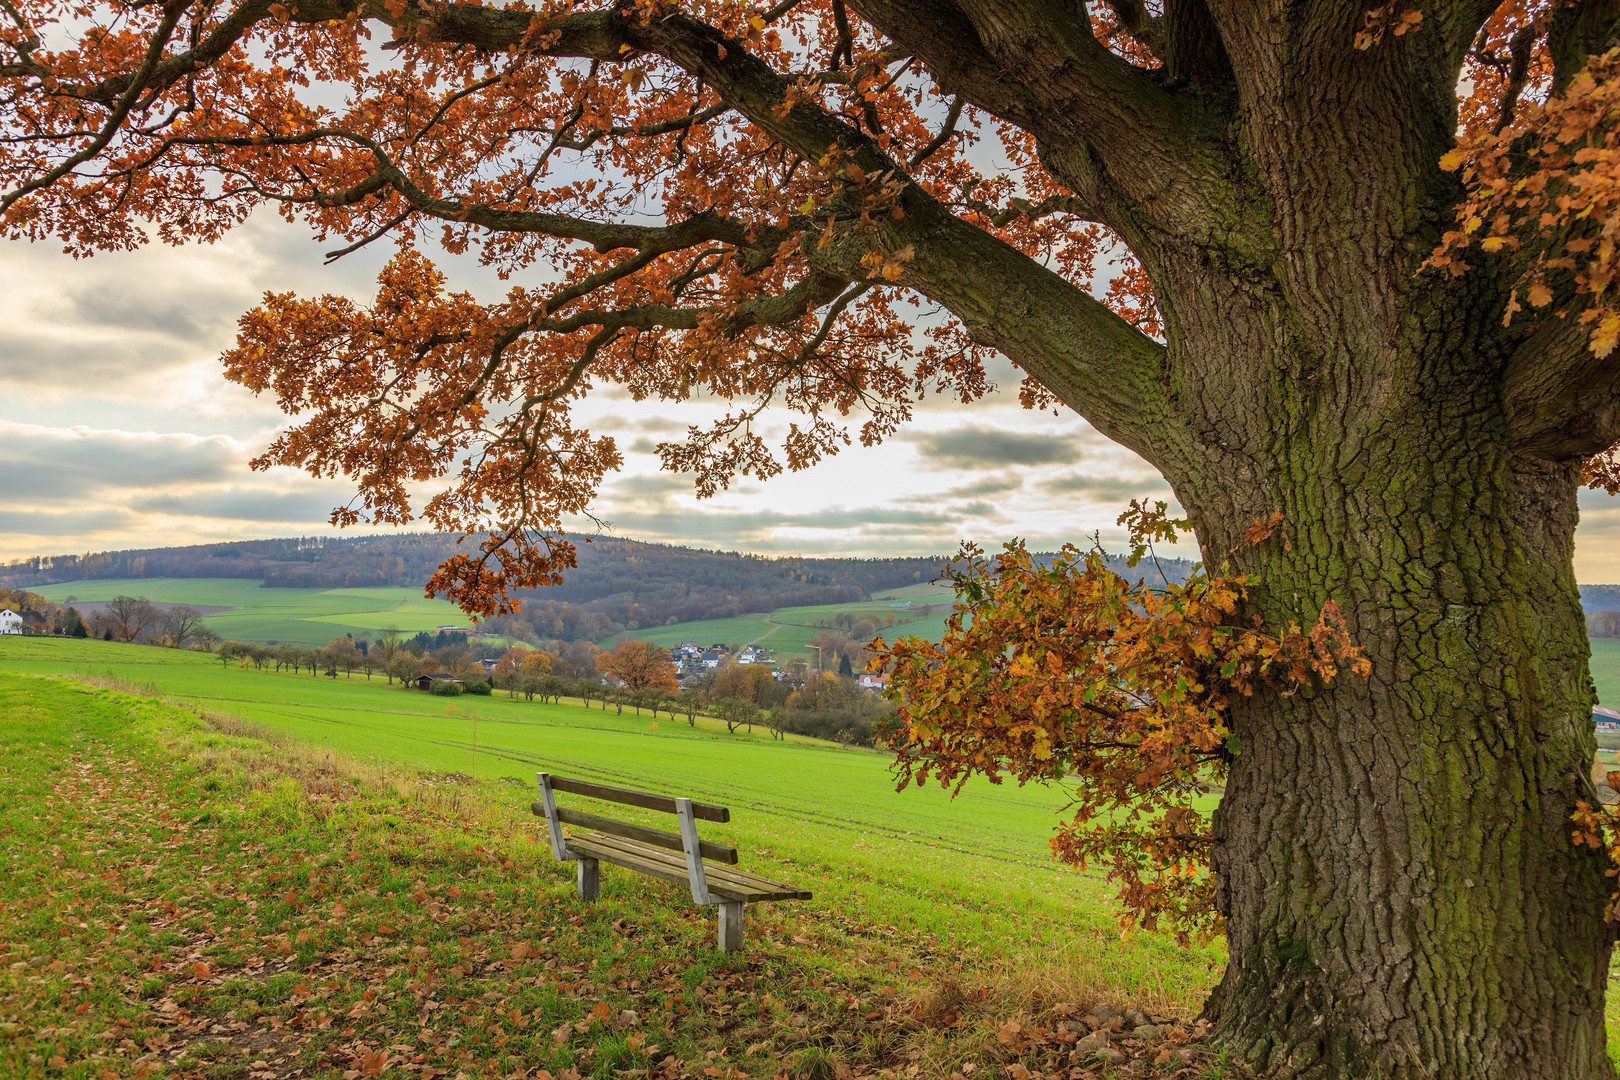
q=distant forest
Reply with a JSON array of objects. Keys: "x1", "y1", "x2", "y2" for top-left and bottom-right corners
[
  {"x1": 0, "y1": 534, "x2": 950, "y2": 640},
  {"x1": 10, "y1": 535, "x2": 1619, "y2": 641},
  {"x1": 1581, "y1": 585, "x2": 1620, "y2": 612},
  {"x1": 0, "y1": 533, "x2": 1215, "y2": 643}
]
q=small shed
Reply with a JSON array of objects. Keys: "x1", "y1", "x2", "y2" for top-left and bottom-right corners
[{"x1": 415, "y1": 673, "x2": 463, "y2": 692}]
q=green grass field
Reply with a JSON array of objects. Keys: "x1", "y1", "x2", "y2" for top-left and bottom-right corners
[
  {"x1": 0, "y1": 669, "x2": 1235, "y2": 1079},
  {"x1": 1594, "y1": 639, "x2": 1620, "y2": 707},
  {"x1": 0, "y1": 637, "x2": 1224, "y2": 1006},
  {"x1": 30, "y1": 578, "x2": 471, "y2": 646},
  {"x1": 6, "y1": 637, "x2": 1620, "y2": 1072},
  {"x1": 28, "y1": 577, "x2": 950, "y2": 660},
  {"x1": 871, "y1": 582, "x2": 959, "y2": 602}
]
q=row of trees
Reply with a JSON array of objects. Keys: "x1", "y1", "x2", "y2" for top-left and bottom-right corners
[
  {"x1": 473, "y1": 638, "x2": 897, "y2": 745},
  {"x1": 213, "y1": 631, "x2": 900, "y2": 745},
  {"x1": 0, "y1": 589, "x2": 214, "y2": 648},
  {"x1": 149, "y1": 627, "x2": 895, "y2": 747}
]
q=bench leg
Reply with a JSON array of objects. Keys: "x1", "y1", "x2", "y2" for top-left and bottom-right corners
[
  {"x1": 577, "y1": 858, "x2": 599, "y2": 902},
  {"x1": 717, "y1": 901, "x2": 744, "y2": 952}
]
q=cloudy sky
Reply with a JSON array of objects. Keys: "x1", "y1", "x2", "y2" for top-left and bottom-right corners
[{"x1": 4, "y1": 211, "x2": 1620, "y2": 581}]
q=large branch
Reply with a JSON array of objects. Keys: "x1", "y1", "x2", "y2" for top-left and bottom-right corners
[
  {"x1": 362, "y1": 1, "x2": 1172, "y2": 453},
  {"x1": 30, "y1": 0, "x2": 1174, "y2": 456},
  {"x1": 1159, "y1": 0, "x2": 1231, "y2": 88},
  {"x1": 1549, "y1": 0, "x2": 1620, "y2": 94},
  {"x1": 859, "y1": 196, "x2": 1173, "y2": 458},
  {"x1": 1504, "y1": 319, "x2": 1620, "y2": 461},
  {"x1": 850, "y1": 0, "x2": 1233, "y2": 239}
]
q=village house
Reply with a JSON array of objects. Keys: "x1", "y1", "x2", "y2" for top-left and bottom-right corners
[
  {"x1": 858, "y1": 671, "x2": 889, "y2": 692},
  {"x1": 0, "y1": 610, "x2": 22, "y2": 635}
]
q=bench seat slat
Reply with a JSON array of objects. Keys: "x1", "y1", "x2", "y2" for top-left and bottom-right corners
[
  {"x1": 566, "y1": 833, "x2": 812, "y2": 903},
  {"x1": 531, "y1": 804, "x2": 739, "y2": 865},
  {"x1": 550, "y1": 776, "x2": 730, "y2": 822},
  {"x1": 566, "y1": 835, "x2": 695, "y2": 890}
]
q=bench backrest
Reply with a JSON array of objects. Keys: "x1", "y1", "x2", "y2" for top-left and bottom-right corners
[{"x1": 534, "y1": 771, "x2": 737, "y2": 904}]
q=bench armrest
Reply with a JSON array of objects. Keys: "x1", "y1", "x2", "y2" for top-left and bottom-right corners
[
  {"x1": 536, "y1": 772, "x2": 577, "y2": 863},
  {"x1": 675, "y1": 797, "x2": 718, "y2": 905}
]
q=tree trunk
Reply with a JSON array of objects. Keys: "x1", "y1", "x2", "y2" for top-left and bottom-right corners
[
  {"x1": 962, "y1": 15, "x2": 1620, "y2": 1069},
  {"x1": 1173, "y1": 311, "x2": 1619, "y2": 1077}
]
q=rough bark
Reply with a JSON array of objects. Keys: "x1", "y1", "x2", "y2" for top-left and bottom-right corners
[
  {"x1": 1188, "y1": 326, "x2": 1616, "y2": 1078},
  {"x1": 1141, "y1": 208, "x2": 1617, "y2": 1077}
]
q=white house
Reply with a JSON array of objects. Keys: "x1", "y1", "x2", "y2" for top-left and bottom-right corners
[{"x1": 0, "y1": 610, "x2": 23, "y2": 635}]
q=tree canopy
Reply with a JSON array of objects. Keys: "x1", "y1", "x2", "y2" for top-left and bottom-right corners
[
  {"x1": 5, "y1": 0, "x2": 1613, "y2": 582},
  {"x1": 600, "y1": 637, "x2": 679, "y2": 691}
]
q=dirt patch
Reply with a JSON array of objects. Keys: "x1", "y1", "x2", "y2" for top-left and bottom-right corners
[
  {"x1": 148, "y1": 1002, "x2": 312, "y2": 1080},
  {"x1": 69, "y1": 600, "x2": 238, "y2": 617}
]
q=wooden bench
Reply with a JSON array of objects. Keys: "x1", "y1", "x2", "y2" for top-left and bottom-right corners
[{"x1": 532, "y1": 771, "x2": 810, "y2": 952}]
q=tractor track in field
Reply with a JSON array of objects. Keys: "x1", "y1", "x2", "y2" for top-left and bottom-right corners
[
  {"x1": 209, "y1": 694, "x2": 1073, "y2": 874},
  {"x1": 187, "y1": 703, "x2": 1091, "y2": 902},
  {"x1": 412, "y1": 733, "x2": 1080, "y2": 876}
]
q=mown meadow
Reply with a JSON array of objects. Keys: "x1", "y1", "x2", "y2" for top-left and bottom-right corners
[
  {"x1": 0, "y1": 639, "x2": 1218, "y2": 978},
  {"x1": 5, "y1": 635, "x2": 1620, "y2": 1078},
  {"x1": 28, "y1": 579, "x2": 470, "y2": 646},
  {"x1": 0, "y1": 638, "x2": 1230, "y2": 1080},
  {"x1": 24, "y1": 578, "x2": 961, "y2": 666}
]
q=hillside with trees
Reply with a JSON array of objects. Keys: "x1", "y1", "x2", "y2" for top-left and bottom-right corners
[
  {"x1": 0, "y1": 533, "x2": 938, "y2": 625},
  {"x1": 0, "y1": 534, "x2": 1202, "y2": 642}
]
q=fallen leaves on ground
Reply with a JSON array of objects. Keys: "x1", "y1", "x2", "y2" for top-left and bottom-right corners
[{"x1": 0, "y1": 675, "x2": 1213, "y2": 1079}]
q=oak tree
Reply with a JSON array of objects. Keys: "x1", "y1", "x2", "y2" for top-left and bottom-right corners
[
  {"x1": 711, "y1": 655, "x2": 778, "y2": 703},
  {"x1": 160, "y1": 605, "x2": 209, "y2": 646},
  {"x1": 102, "y1": 594, "x2": 159, "y2": 643},
  {"x1": 600, "y1": 638, "x2": 680, "y2": 692},
  {"x1": 714, "y1": 694, "x2": 760, "y2": 732},
  {"x1": 6, "y1": 0, "x2": 1620, "y2": 1076}
]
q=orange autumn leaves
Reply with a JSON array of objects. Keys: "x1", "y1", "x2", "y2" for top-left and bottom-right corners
[
  {"x1": 1, "y1": 0, "x2": 1136, "y2": 618},
  {"x1": 873, "y1": 504, "x2": 1368, "y2": 943},
  {"x1": 1428, "y1": 2, "x2": 1620, "y2": 494},
  {"x1": 1431, "y1": 13, "x2": 1620, "y2": 363},
  {"x1": 599, "y1": 639, "x2": 679, "y2": 693}
]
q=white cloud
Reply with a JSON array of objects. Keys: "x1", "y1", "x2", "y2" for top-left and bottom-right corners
[
  {"x1": 0, "y1": 422, "x2": 244, "y2": 502},
  {"x1": 6, "y1": 211, "x2": 1615, "y2": 587},
  {"x1": 0, "y1": 421, "x2": 357, "y2": 554}
]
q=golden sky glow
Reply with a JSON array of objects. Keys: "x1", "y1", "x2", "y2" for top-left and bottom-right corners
[{"x1": 3, "y1": 212, "x2": 1618, "y2": 581}]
